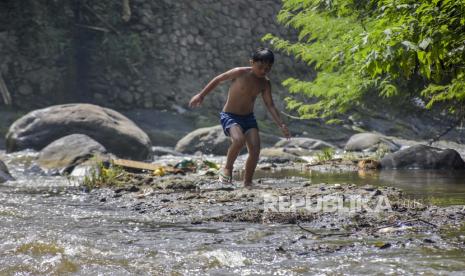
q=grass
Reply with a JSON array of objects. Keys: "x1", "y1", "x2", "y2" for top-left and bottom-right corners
[
  {"x1": 373, "y1": 144, "x2": 391, "y2": 160},
  {"x1": 341, "y1": 151, "x2": 359, "y2": 161},
  {"x1": 315, "y1": 147, "x2": 335, "y2": 162},
  {"x1": 82, "y1": 161, "x2": 126, "y2": 190}
]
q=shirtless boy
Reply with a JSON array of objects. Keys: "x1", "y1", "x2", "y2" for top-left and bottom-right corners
[{"x1": 188, "y1": 48, "x2": 290, "y2": 187}]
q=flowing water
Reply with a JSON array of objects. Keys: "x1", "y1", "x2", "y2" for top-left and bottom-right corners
[
  {"x1": 1, "y1": 151, "x2": 465, "y2": 275},
  {"x1": 254, "y1": 169, "x2": 465, "y2": 206}
]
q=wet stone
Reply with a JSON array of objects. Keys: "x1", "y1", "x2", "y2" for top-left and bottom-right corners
[{"x1": 127, "y1": 186, "x2": 140, "y2": 193}]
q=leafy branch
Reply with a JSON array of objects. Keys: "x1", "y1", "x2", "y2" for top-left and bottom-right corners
[{"x1": 264, "y1": 0, "x2": 465, "y2": 124}]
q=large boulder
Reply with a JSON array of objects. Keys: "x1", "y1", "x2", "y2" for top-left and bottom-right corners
[
  {"x1": 380, "y1": 144, "x2": 465, "y2": 169},
  {"x1": 345, "y1": 132, "x2": 400, "y2": 152},
  {"x1": 175, "y1": 125, "x2": 229, "y2": 155},
  {"x1": 37, "y1": 134, "x2": 108, "y2": 174},
  {"x1": 175, "y1": 125, "x2": 284, "y2": 155},
  {"x1": 6, "y1": 104, "x2": 152, "y2": 160},
  {"x1": 0, "y1": 159, "x2": 14, "y2": 183}
]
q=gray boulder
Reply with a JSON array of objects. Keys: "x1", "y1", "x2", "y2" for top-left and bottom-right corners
[
  {"x1": 0, "y1": 159, "x2": 14, "y2": 183},
  {"x1": 260, "y1": 147, "x2": 305, "y2": 162},
  {"x1": 175, "y1": 125, "x2": 229, "y2": 155},
  {"x1": 175, "y1": 125, "x2": 283, "y2": 155},
  {"x1": 274, "y1": 137, "x2": 337, "y2": 156},
  {"x1": 152, "y1": 146, "x2": 183, "y2": 156},
  {"x1": 345, "y1": 133, "x2": 400, "y2": 152},
  {"x1": 260, "y1": 133, "x2": 281, "y2": 147},
  {"x1": 6, "y1": 104, "x2": 152, "y2": 160},
  {"x1": 380, "y1": 144, "x2": 465, "y2": 169},
  {"x1": 37, "y1": 134, "x2": 108, "y2": 174}
]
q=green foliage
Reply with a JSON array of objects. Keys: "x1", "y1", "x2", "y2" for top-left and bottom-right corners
[
  {"x1": 315, "y1": 147, "x2": 335, "y2": 162},
  {"x1": 264, "y1": 0, "x2": 465, "y2": 119},
  {"x1": 82, "y1": 161, "x2": 125, "y2": 190}
]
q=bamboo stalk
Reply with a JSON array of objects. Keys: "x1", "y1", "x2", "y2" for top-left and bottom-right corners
[
  {"x1": 75, "y1": 23, "x2": 110, "y2": 33},
  {"x1": 83, "y1": 4, "x2": 121, "y2": 36},
  {"x1": 122, "y1": 0, "x2": 131, "y2": 22},
  {"x1": 0, "y1": 73, "x2": 12, "y2": 105}
]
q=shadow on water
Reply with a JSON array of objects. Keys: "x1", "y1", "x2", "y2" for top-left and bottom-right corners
[{"x1": 253, "y1": 169, "x2": 465, "y2": 206}]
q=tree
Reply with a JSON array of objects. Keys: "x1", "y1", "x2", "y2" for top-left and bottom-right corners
[{"x1": 264, "y1": 0, "x2": 465, "y2": 125}]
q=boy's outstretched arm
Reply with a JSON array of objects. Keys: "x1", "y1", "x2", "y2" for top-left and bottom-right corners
[
  {"x1": 262, "y1": 80, "x2": 291, "y2": 139},
  {"x1": 189, "y1": 67, "x2": 249, "y2": 108}
]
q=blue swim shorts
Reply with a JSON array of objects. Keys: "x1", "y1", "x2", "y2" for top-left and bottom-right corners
[{"x1": 220, "y1": 112, "x2": 258, "y2": 136}]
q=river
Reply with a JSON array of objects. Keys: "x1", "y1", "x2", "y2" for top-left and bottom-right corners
[{"x1": 1, "y1": 150, "x2": 465, "y2": 275}]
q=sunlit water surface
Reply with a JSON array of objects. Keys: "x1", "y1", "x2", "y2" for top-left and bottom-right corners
[
  {"x1": 1, "y1": 151, "x2": 465, "y2": 275},
  {"x1": 253, "y1": 168, "x2": 465, "y2": 206}
]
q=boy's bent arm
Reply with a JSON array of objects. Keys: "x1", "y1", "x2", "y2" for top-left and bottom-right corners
[
  {"x1": 262, "y1": 80, "x2": 291, "y2": 138},
  {"x1": 189, "y1": 67, "x2": 249, "y2": 108},
  {"x1": 199, "y1": 67, "x2": 247, "y2": 97}
]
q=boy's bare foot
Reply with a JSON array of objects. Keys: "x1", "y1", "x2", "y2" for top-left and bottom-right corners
[
  {"x1": 243, "y1": 182, "x2": 254, "y2": 189},
  {"x1": 219, "y1": 168, "x2": 233, "y2": 184}
]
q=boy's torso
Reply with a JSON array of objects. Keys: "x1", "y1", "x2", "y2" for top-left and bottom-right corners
[{"x1": 222, "y1": 69, "x2": 267, "y2": 115}]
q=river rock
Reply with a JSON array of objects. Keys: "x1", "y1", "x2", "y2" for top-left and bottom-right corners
[
  {"x1": 152, "y1": 146, "x2": 183, "y2": 156},
  {"x1": 0, "y1": 159, "x2": 14, "y2": 183},
  {"x1": 380, "y1": 144, "x2": 465, "y2": 169},
  {"x1": 344, "y1": 132, "x2": 400, "y2": 152},
  {"x1": 260, "y1": 132, "x2": 281, "y2": 147},
  {"x1": 37, "y1": 134, "x2": 108, "y2": 174},
  {"x1": 174, "y1": 125, "x2": 281, "y2": 155},
  {"x1": 274, "y1": 137, "x2": 337, "y2": 156},
  {"x1": 260, "y1": 147, "x2": 305, "y2": 162},
  {"x1": 175, "y1": 125, "x2": 229, "y2": 155},
  {"x1": 6, "y1": 104, "x2": 152, "y2": 160},
  {"x1": 431, "y1": 140, "x2": 465, "y2": 158}
]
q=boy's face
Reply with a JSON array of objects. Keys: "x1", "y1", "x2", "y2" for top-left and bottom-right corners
[{"x1": 250, "y1": 60, "x2": 272, "y2": 78}]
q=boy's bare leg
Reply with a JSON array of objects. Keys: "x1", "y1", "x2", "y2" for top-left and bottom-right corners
[
  {"x1": 223, "y1": 125, "x2": 246, "y2": 178},
  {"x1": 244, "y1": 128, "x2": 260, "y2": 186}
]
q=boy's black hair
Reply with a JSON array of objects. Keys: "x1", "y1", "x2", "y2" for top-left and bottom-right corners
[{"x1": 251, "y1": 47, "x2": 274, "y2": 64}]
